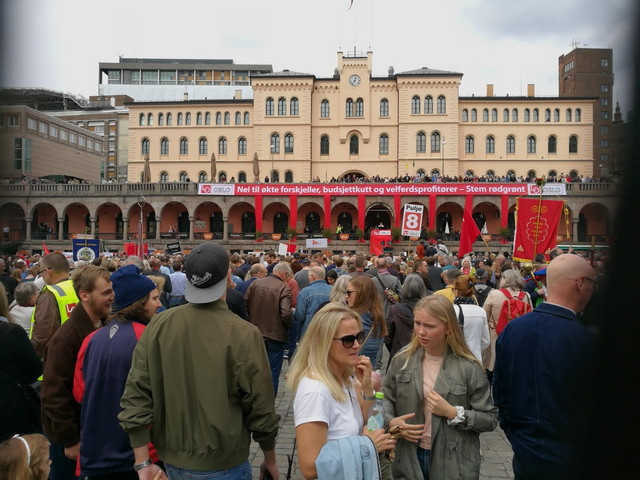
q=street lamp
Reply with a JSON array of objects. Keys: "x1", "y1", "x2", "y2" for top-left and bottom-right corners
[
  {"x1": 270, "y1": 144, "x2": 275, "y2": 183},
  {"x1": 441, "y1": 136, "x2": 446, "y2": 179},
  {"x1": 137, "y1": 195, "x2": 145, "y2": 258}
]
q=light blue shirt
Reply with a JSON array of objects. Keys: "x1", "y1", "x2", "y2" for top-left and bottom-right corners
[{"x1": 169, "y1": 271, "x2": 187, "y2": 296}]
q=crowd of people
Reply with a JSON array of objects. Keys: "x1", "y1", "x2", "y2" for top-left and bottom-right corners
[{"x1": 0, "y1": 241, "x2": 607, "y2": 479}]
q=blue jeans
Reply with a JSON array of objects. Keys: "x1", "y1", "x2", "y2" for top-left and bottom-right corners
[
  {"x1": 417, "y1": 446, "x2": 431, "y2": 480},
  {"x1": 264, "y1": 338, "x2": 286, "y2": 396},
  {"x1": 287, "y1": 318, "x2": 300, "y2": 360},
  {"x1": 168, "y1": 295, "x2": 186, "y2": 308},
  {"x1": 48, "y1": 442, "x2": 78, "y2": 480},
  {"x1": 166, "y1": 462, "x2": 251, "y2": 480}
]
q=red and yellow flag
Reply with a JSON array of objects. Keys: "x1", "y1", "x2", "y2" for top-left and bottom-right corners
[{"x1": 513, "y1": 198, "x2": 564, "y2": 262}]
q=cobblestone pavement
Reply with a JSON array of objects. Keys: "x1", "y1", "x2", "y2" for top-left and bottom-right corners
[{"x1": 249, "y1": 348, "x2": 514, "y2": 479}]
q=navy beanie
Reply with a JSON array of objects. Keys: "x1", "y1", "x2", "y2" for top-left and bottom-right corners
[{"x1": 111, "y1": 265, "x2": 156, "y2": 311}]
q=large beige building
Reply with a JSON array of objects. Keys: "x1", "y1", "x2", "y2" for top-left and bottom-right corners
[{"x1": 127, "y1": 51, "x2": 595, "y2": 184}]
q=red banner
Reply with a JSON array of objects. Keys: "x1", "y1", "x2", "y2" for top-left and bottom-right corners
[
  {"x1": 513, "y1": 198, "x2": 564, "y2": 262},
  {"x1": 370, "y1": 229, "x2": 391, "y2": 256}
]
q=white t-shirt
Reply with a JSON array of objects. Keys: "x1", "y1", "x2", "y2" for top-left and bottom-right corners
[
  {"x1": 294, "y1": 376, "x2": 363, "y2": 440},
  {"x1": 455, "y1": 303, "x2": 490, "y2": 363}
]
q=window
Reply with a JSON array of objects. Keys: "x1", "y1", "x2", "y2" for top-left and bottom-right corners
[
  {"x1": 284, "y1": 133, "x2": 294, "y2": 153},
  {"x1": 601, "y1": 140, "x2": 609, "y2": 148},
  {"x1": 601, "y1": 125, "x2": 609, "y2": 134},
  {"x1": 278, "y1": 97, "x2": 287, "y2": 115},
  {"x1": 600, "y1": 98, "x2": 609, "y2": 106},
  {"x1": 8, "y1": 115, "x2": 19, "y2": 127},
  {"x1": 548, "y1": 136, "x2": 557, "y2": 154},
  {"x1": 69, "y1": 132, "x2": 77, "y2": 144},
  {"x1": 601, "y1": 111, "x2": 609, "y2": 120},
  {"x1": 600, "y1": 84, "x2": 609, "y2": 93},
  {"x1": 533, "y1": 108, "x2": 539, "y2": 122},
  {"x1": 355, "y1": 98, "x2": 364, "y2": 117},
  {"x1": 412, "y1": 96, "x2": 421, "y2": 114},
  {"x1": 379, "y1": 134, "x2": 389, "y2": 155},
  {"x1": 545, "y1": 109, "x2": 551, "y2": 122},
  {"x1": 566, "y1": 109, "x2": 572, "y2": 122},
  {"x1": 199, "y1": 172, "x2": 208, "y2": 182},
  {"x1": 141, "y1": 138, "x2": 150, "y2": 155},
  {"x1": 166, "y1": 113, "x2": 172, "y2": 126},
  {"x1": 527, "y1": 135, "x2": 536, "y2": 154},
  {"x1": 266, "y1": 97, "x2": 274, "y2": 116},
  {"x1": 600, "y1": 154, "x2": 609, "y2": 162},
  {"x1": 147, "y1": 113, "x2": 154, "y2": 126},
  {"x1": 506, "y1": 136, "x2": 515, "y2": 154},
  {"x1": 437, "y1": 95, "x2": 446, "y2": 114},
  {"x1": 49, "y1": 125, "x2": 58, "y2": 137},
  {"x1": 431, "y1": 132, "x2": 441, "y2": 152},
  {"x1": 285, "y1": 171, "x2": 294, "y2": 183},
  {"x1": 512, "y1": 109, "x2": 518, "y2": 122},
  {"x1": 139, "y1": 113, "x2": 145, "y2": 126},
  {"x1": 424, "y1": 96, "x2": 433, "y2": 114},
  {"x1": 380, "y1": 98, "x2": 389, "y2": 117},
  {"x1": 524, "y1": 108, "x2": 530, "y2": 122},
  {"x1": 216, "y1": 112, "x2": 222, "y2": 125},
  {"x1": 39, "y1": 122, "x2": 47, "y2": 134},
  {"x1": 177, "y1": 113, "x2": 183, "y2": 125},
  {"x1": 160, "y1": 171, "x2": 168, "y2": 182},
  {"x1": 483, "y1": 109, "x2": 489, "y2": 122},
  {"x1": 205, "y1": 112, "x2": 211, "y2": 125},
  {"x1": 185, "y1": 113, "x2": 191, "y2": 125},
  {"x1": 218, "y1": 137, "x2": 228, "y2": 154},
  {"x1": 349, "y1": 135, "x2": 359, "y2": 155},
  {"x1": 179, "y1": 171, "x2": 188, "y2": 182},
  {"x1": 503, "y1": 108, "x2": 510, "y2": 122},
  {"x1": 271, "y1": 134, "x2": 280, "y2": 153},
  {"x1": 554, "y1": 109, "x2": 560, "y2": 122},
  {"x1": 465, "y1": 135, "x2": 474, "y2": 154},
  {"x1": 320, "y1": 135, "x2": 329, "y2": 155},
  {"x1": 346, "y1": 98, "x2": 354, "y2": 117},
  {"x1": 238, "y1": 137, "x2": 247, "y2": 155},
  {"x1": 462, "y1": 109, "x2": 468, "y2": 122},
  {"x1": 158, "y1": 113, "x2": 164, "y2": 126},
  {"x1": 179, "y1": 137, "x2": 188, "y2": 154},
  {"x1": 416, "y1": 131, "x2": 426, "y2": 152},
  {"x1": 60, "y1": 129, "x2": 68, "y2": 141},
  {"x1": 199, "y1": 137, "x2": 208, "y2": 155},
  {"x1": 290, "y1": 97, "x2": 299, "y2": 116},
  {"x1": 601, "y1": 58, "x2": 609, "y2": 67},
  {"x1": 238, "y1": 172, "x2": 247, "y2": 182},
  {"x1": 569, "y1": 135, "x2": 578, "y2": 153},
  {"x1": 321, "y1": 99, "x2": 330, "y2": 118},
  {"x1": 197, "y1": 112, "x2": 203, "y2": 125},
  {"x1": 13, "y1": 138, "x2": 32, "y2": 171},
  {"x1": 160, "y1": 137, "x2": 169, "y2": 155},
  {"x1": 235, "y1": 112, "x2": 241, "y2": 125},
  {"x1": 471, "y1": 109, "x2": 477, "y2": 122},
  {"x1": 244, "y1": 112, "x2": 250, "y2": 125},
  {"x1": 224, "y1": 112, "x2": 230, "y2": 125},
  {"x1": 491, "y1": 109, "x2": 498, "y2": 122}
]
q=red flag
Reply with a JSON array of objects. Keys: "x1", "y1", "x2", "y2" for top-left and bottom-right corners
[
  {"x1": 513, "y1": 198, "x2": 564, "y2": 262},
  {"x1": 42, "y1": 241, "x2": 50, "y2": 255},
  {"x1": 458, "y1": 209, "x2": 481, "y2": 257},
  {"x1": 286, "y1": 243, "x2": 297, "y2": 254}
]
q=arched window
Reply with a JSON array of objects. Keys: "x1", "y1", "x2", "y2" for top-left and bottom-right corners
[
  {"x1": 139, "y1": 113, "x2": 145, "y2": 126},
  {"x1": 160, "y1": 171, "x2": 168, "y2": 182},
  {"x1": 218, "y1": 172, "x2": 227, "y2": 183},
  {"x1": 160, "y1": 137, "x2": 169, "y2": 155},
  {"x1": 271, "y1": 170, "x2": 279, "y2": 183},
  {"x1": 244, "y1": 112, "x2": 250, "y2": 125},
  {"x1": 503, "y1": 108, "x2": 510, "y2": 122},
  {"x1": 224, "y1": 112, "x2": 230, "y2": 125},
  {"x1": 554, "y1": 108, "x2": 560, "y2": 122},
  {"x1": 238, "y1": 172, "x2": 247, "y2": 183},
  {"x1": 545, "y1": 108, "x2": 551, "y2": 122},
  {"x1": 379, "y1": 134, "x2": 389, "y2": 155},
  {"x1": 437, "y1": 95, "x2": 446, "y2": 114},
  {"x1": 218, "y1": 137, "x2": 227, "y2": 155},
  {"x1": 486, "y1": 135, "x2": 495, "y2": 154},
  {"x1": 198, "y1": 171, "x2": 207, "y2": 182},
  {"x1": 345, "y1": 98, "x2": 354, "y2": 117},
  {"x1": 166, "y1": 113, "x2": 172, "y2": 126},
  {"x1": 197, "y1": 112, "x2": 204, "y2": 125},
  {"x1": 321, "y1": 99, "x2": 330, "y2": 118},
  {"x1": 471, "y1": 109, "x2": 477, "y2": 122},
  {"x1": 527, "y1": 170, "x2": 536, "y2": 180},
  {"x1": 569, "y1": 135, "x2": 578, "y2": 153},
  {"x1": 141, "y1": 138, "x2": 150, "y2": 155},
  {"x1": 290, "y1": 97, "x2": 299, "y2": 116},
  {"x1": 235, "y1": 112, "x2": 241, "y2": 125},
  {"x1": 483, "y1": 108, "x2": 489, "y2": 122},
  {"x1": 185, "y1": 112, "x2": 191, "y2": 125},
  {"x1": 412, "y1": 96, "x2": 421, "y2": 114},
  {"x1": 416, "y1": 131, "x2": 426, "y2": 153},
  {"x1": 491, "y1": 108, "x2": 498, "y2": 122},
  {"x1": 179, "y1": 137, "x2": 188, "y2": 154},
  {"x1": 205, "y1": 112, "x2": 211, "y2": 125},
  {"x1": 575, "y1": 109, "x2": 581, "y2": 122},
  {"x1": 424, "y1": 96, "x2": 433, "y2": 114},
  {"x1": 527, "y1": 135, "x2": 536, "y2": 154},
  {"x1": 462, "y1": 109, "x2": 469, "y2": 122},
  {"x1": 147, "y1": 113, "x2": 154, "y2": 126},
  {"x1": 355, "y1": 98, "x2": 364, "y2": 117},
  {"x1": 199, "y1": 137, "x2": 208, "y2": 155},
  {"x1": 285, "y1": 171, "x2": 294, "y2": 183},
  {"x1": 284, "y1": 133, "x2": 294, "y2": 153},
  {"x1": 349, "y1": 135, "x2": 359, "y2": 155},
  {"x1": 566, "y1": 108, "x2": 572, "y2": 122},
  {"x1": 533, "y1": 108, "x2": 539, "y2": 122},
  {"x1": 417, "y1": 169, "x2": 426, "y2": 178},
  {"x1": 320, "y1": 135, "x2": 330, "y2": 155},
  {"x1": 380, "y1": 98, "x2": 389, "y2": 117},
  {"x1": 177, "y1": 113, "x2": 183, "y2": 125},
  {"x1": 524, "y1": 109, "x2": 530, "y2": 122},
  {"x1": 506, "y1": 135, "x2": 515, "y2": 154},
  {"x1": 465, "y1": 135, "x2": 474, "y2": 154},
  {"x1": 215, "y1": 112, "x2": 222, "y2": 125},
  {"x1": 179, "y1": 171, "x2": 188, "y2": 182},
  {"x1": 238, "y1": 137, "x2": 247, "y2": 155},
  {"x1": 431, "y1": 132, "x2": 441, "y2": 152},
  {"x1": 158, "y1": 113, "x2": 164, "y2": 126},
  {"x1": 512, "y1": 109, "x2": 518, "y2": 122},
  {"x1": 271, "y1": 133, "x2": 280, "y2": 154},
  {"x1": 278, "y1": 97, "x2": 287, "y2": 115},
  {"x1": 266, "y1": 98, "x2": 274, "y2": 116},
  {"x1": 548, "y1": 135, "x2": 557, "y2": 154}
]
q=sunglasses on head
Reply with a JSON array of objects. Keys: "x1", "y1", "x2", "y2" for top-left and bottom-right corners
[{"x1": 333, "y1": 330, "x2": 366, "y2": 348}]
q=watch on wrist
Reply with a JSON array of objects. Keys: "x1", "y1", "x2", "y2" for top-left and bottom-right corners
[{"x1": 134, "y1": 458, "x2": 153, "y2": 471}]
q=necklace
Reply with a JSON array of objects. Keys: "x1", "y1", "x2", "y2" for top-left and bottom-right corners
[{"x1": 424, "y1": 352, "x2": 443, "y2": 375}]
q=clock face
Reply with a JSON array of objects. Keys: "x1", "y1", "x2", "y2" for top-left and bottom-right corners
[{"x1": 349, "y1": 74, "x2": 361, "y2": 87}]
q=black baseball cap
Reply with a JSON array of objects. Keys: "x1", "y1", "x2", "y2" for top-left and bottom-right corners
[{"x1": 184, "y1": 242, "x2": 229, "y2": 304}]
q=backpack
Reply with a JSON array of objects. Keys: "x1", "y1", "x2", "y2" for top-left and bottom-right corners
[
  {"x1": 496, "y1": 289, "x2": 532, "y2": 335},
  {"x1": 374, "y1": 274, "x2": 400, "y2": 304},
  {"x1": 474, "y1": 285, "x2": 493, "y2": 307}
]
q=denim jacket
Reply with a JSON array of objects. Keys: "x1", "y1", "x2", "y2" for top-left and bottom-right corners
[
  {"x1": 315, "y1": 435, "x2": 381, "y2": 480},
  {"x1": 295, "y1": 280, "x2": 332, "y2": 338}
]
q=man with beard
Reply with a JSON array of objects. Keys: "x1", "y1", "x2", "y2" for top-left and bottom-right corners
[
  {"x1": 73, "y1": 265, "x2": 162, "y2": 479},
  {"x1": 40, "y1": 265, "x2": 114, "y2": 480}
]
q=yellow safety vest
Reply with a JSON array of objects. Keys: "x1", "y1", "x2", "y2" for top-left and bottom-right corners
[{"x1": 29, "y1": 279, "x2": 79, "y2": 338}]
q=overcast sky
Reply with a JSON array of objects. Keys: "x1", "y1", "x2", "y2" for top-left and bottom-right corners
[{"x1": 1, "y1": 0, "x2": 636, "y2": 118}]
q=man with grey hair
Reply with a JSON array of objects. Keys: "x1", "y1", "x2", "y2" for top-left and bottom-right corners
[
  {"x1": 245, "y1": 261, "x2": 293, "y2": 395},
  {"x1": 294, "y1": 266, "x2": 332, "y2": 341}
]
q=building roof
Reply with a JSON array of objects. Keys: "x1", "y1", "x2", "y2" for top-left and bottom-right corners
[
  {"x1": 0, "y1": 88, "x2": 94, "y2": 111},
  {"x1": 459, "y1": 96, "x2": 598, "y2": 101},
  {"x1": 252, "y1": 69, "x2": 315, "y2": 78},
  {"x1": 99, "y1": 58, "x2": 272, "y2": 72},
  {"x1": 395, "y1": 67, "x2": 463, "y2": 77}
]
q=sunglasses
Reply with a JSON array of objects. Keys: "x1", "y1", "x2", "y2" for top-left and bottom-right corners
[
  {"x1": 333, "y1": 330, "x2": 366, "y2": 348},
  {"x1": 345, "y1": 290, "x2": 357, "y2": 296}
]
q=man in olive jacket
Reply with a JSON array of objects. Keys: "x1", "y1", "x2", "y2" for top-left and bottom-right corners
[{"x1": 119, "y1": 243, "x2": 279, "y2": 480}]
